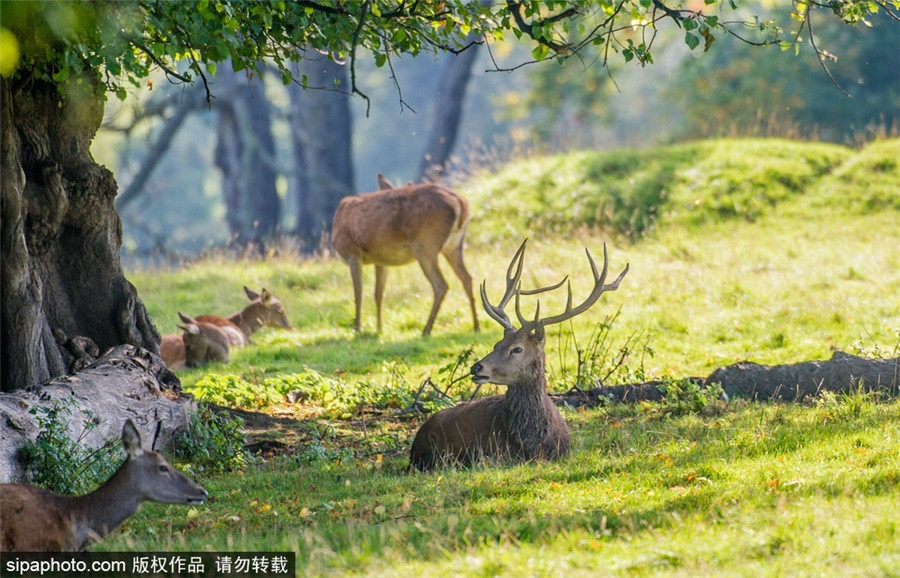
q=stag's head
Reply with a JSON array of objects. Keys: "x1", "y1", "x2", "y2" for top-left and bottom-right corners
[{"x1": 471, "y1": 239, "x2": 629, "y2": 388}]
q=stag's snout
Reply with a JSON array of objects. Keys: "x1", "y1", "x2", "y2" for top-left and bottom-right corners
[{"x1": 471, "y1": 361, "x2": 489, "y2": 384}]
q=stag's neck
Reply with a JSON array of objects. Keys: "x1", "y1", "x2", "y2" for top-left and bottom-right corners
[
  {"x1": 502, "y1": 355, "x2": 554, "y2": 451},
  {"x1": 66, "y1": 463, "x2": 144, "y2": 550},
  {"x1": 229, "y1": 307, "x2": 262, "y2": 335}
]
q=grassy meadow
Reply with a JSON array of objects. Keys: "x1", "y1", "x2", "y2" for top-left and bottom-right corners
[{"x1": 107, "y1": 138, "x2": 900, "y2": 576}]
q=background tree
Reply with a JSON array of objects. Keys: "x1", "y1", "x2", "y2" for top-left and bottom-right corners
[
  {"x1": 213, "y1": 62, "x2": 281, "y2": 247},
  {"x1": 2, "y1": 0, "x2": 896, "y2": 391},
  {"x1": 291, "y1": 55, "x2": 354, "y2": 250}
]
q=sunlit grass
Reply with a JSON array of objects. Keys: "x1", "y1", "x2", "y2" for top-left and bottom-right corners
[{"x1": 118, "y1": 138, "x2": 900, "y2": 575}]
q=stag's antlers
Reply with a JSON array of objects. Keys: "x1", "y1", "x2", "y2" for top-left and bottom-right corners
[{"x1": 480, "y1": 239, "x2": 629, "y2": 333}]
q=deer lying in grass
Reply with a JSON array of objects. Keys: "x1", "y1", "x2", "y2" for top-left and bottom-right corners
[
  {"x1": 194, "y1": 286, "x2": 292, "y2": 345},
  {"x1": 1, "y1": 420, "x2": 207, "y2": 552},
  {"x1": 159, "y1": 314, "x2": 230, "y2": 369},
  {"x1": 409, "y1": 239, "x2": 629, "y2": 471},
  {"x1": 331, "y1": 175, "x2": 479, "y2": 336}
]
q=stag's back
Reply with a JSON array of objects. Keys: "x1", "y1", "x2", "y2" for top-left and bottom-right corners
[{"x1": 331, "y1": 184, "x2": 469, "y2": 265}]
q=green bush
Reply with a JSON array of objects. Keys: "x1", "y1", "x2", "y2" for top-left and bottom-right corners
[
  {"x1": 18, "y1": 398, "x2": 121, "y2": 494},
  {"x1": 171, "y1": 405, "x2": 250, "y2": 474}
]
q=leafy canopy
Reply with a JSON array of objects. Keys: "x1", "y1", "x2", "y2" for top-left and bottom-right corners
[{"x1": 1, "y1": 1, "x2": 897, "y2": 100}]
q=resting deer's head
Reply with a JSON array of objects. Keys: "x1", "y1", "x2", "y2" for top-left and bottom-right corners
[{"x1": 471, "y1": 239, "x2": 629, "y2": 389}]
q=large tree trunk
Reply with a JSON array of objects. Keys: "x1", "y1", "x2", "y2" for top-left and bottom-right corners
[
  {"x1": 213, "y1": 62, "x2": 281, "y2": 248},
  {"x1": 416, "y1": 45, "x2": 481, "y2": 182},
  {"x1": 416, "y1": 1, "x2": 488, "y2": 182},
  {"x1": 291, "y1": 55, "x2": 354, "y2": 251},
  {"x1": 1, "y1": 75, "x2": 158, "y2": 392}
]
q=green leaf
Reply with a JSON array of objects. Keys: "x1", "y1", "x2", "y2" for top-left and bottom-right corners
[
  {"x1": 685, "y1": 32, "x2": 700, "y2": 51},
  {"x1": 52, "y1": 66, "x2": 69, "y2": 83},
  {"x1": 531, "y1": 43, "x2": 549, "y2": 61}
]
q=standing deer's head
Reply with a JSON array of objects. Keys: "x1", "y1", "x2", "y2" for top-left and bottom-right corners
[{"x1": 471, "y1": 240, "x2": 629, "y2": 388}]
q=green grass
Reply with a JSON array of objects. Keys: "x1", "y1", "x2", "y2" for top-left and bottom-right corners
[{"x1": 110, "y1": 138, "x2": 900, "y2": 576}]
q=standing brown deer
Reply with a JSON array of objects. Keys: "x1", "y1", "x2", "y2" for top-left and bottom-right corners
[
  {"x1": 409, "y1": 239, "x2": 629, "y2": 471},
  {"x1": 194, "y1": 286, "x2": 292, "y2": 345},
  {"x1": 1, "y1": 420, "x2": 207, "y2": 552},
  {"x1": 331, "y1": 175, "x2": 479, "y2": 336}
]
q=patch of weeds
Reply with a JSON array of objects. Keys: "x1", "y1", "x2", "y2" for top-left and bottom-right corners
[
  {"x1": 18, "y1": 398, "x2": 121, "y2": 494},
  {"x1": 171, "y1": 405, "x2": 251, "y2": 474},
  {"x1": 813, "y1": 384, "x2": 880, "y2": 421},
  {"x1": 652, "y1": 378, "x2": 727, "y2": 417},
  {"x1": 191, "y1": 374, "x2": 283, "y2": 409},
  {"x1": 294, "y1": 421, "x2": 357, "y2": 464},
  {"x1": 851, "y1": 328, "x2": 900, "y2": 361},
  {"x1": 554, "y1": 311, "x2": 654, "y2": 390}
]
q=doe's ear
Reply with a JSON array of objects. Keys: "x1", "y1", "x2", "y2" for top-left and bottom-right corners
[
  {"x1": 244, "y1": 286, "x2": 260, "y2": 301},
  {"x1": 178, "y1": 323, "x2": 200, "y2": 335},
  {"x1": 122, "y1": 420, "x2": 144, "y2": 458},
  {"x1": 260, "y1": 288, "x2": 272, "y2": 303}
]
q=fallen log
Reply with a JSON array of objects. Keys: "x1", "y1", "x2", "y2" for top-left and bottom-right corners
[
  {"x1": 0, "y1": 345, "x2": 196, "y2": 483},
  {"x1": 708, "y1": 351, "x2": 899, "y2": 401},
  {"x1": 551, "y1": 351, "x2": 899, "y2": 407}
]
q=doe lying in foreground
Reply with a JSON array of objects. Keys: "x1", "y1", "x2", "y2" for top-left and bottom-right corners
[
  {"x1": 0, "y1": 419, "x2": 207, "y2": 552},
  {"x1": 409, "y1": 239, "x2": 629, "y2": 471},
  {"x1": 331, "y1": 175, "x2": 479, "y2": 336}
]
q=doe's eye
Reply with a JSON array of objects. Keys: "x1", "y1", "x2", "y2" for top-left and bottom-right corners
[{"x1": 158, "y1": 465, "x2": 170, "y2": 474}]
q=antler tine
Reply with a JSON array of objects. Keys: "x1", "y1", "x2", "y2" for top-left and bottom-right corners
[
  {"x1": 536, "y1": 243, "x2": 630, "y2": 328},
  {"x1": 480, "y1": 280, "x2": 514, "y2": 330},
  {"x1": 480, "y1": 239, "x2": 529, "y2": 331}
]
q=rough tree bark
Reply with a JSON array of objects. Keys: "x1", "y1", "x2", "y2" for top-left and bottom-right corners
[
  {"x1": 1, "y1": 75, "x2": 159, "y2": 392},
  {"x1": 291, "y1": 54, "x2": 354, "y2": 251},
  {"x1": 213, "y1": 61, "x2": 281, "y2": 247},
  {"x1": 416, "y1": 0, "x2": 488, "y2": 182},
  {"x1": 416, "y1": 43, "x2": 481, "y2": 182},
  {"x1": 0, "y1": 345, "x2": 195, "y2": 483}
]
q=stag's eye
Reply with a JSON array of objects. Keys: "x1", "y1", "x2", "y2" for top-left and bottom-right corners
[
  {"x1": 158, "y1": 465, "x2": 170, "y2": 474},
  {"x1": 510, "y1": 346, "x2": 523, "y2": 355}
]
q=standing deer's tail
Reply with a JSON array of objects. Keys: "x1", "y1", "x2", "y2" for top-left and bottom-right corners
[{"x1": 451, "y1": 189, "x2": 471, "y2": 235}]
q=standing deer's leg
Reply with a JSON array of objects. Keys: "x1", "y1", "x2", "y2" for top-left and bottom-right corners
[
  {"x1": 348, "y1": 257, "x2": 364, "y2": 332},
  {"x1": 375, "y1": 265, "x2": 389, "y2": 333},
  {"x1": 416, "y1": 253, "x2": 449, "y2": 336},
  {"x1": 442, "y1": 242, "x2": 480, "y2": 332}
]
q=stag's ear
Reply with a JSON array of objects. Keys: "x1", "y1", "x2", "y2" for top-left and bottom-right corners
[{"x1": 532, "y1": 321, "x2": 545, "y2": 344}]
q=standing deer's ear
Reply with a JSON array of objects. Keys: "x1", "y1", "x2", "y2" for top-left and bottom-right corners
[
  {"x1": 122, "y1": 420, "x2": 144, "y2": 458},
  {"x1": 244, "y1": 286, "x2": 260, "y2": 301},
  {"x1": 377, "y1": 173, "x2": 394, "y2": 190}
]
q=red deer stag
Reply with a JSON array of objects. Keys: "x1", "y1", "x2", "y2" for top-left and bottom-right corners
[
  {"x1": 331, "y1": 175, "x2": 479, "y2": 336},
  {"x1": 409, "y1": 239, "x2": 629, "y2": 471},
  {"x1": 1, "y1": 420, "x2": 207, "y2": 551},
  {"x1": 194, "y1": 286, "x2": 291, "y2": 345}
]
